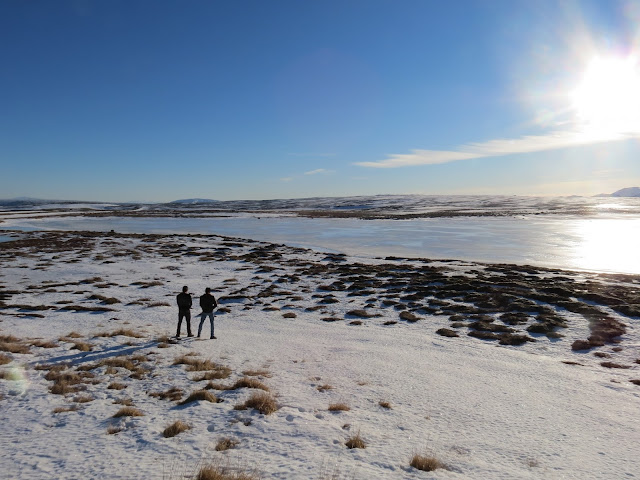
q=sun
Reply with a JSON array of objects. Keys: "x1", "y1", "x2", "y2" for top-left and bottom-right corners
[{"x1": 569, "y1": 55, "x2": 640, "y2": 136}]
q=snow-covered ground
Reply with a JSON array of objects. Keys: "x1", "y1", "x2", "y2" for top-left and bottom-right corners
[{"x1": 1, "y1": 230, "x2": 638, "y2": 479}]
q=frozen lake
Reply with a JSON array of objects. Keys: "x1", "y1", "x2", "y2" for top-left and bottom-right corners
[{"x1": 2, "y1": 214, "x2": 639, "y2": 274}]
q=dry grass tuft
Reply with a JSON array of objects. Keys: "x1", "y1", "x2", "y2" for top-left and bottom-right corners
[
  {"x1": 113, "y1": 398, "x2": 134, "y2": 406},
  {"x1": 73, "y1": 394, "x2": 94, "y2": 403},
  {"x1": 65, "y1": 331, "x2": 84, "y2": 339},
  {"x1": 71, "y1": 341, "x2": 93, "y2": 352},
  {"x1": 0, "y1": 340, "x2": 31, "y2": 354},
  {"x1": 178, "y1": 389, "x2": 220, "y2": 405},
  {"x1": 163, "y1": 420, "x2": 191, "y2": 438},
  {"x1": 107, "y1": 426, "x2": 123, "y2": 435},
  {"x1": 149, "y1": 386, "x2": 184, "y2": 401},
  {"x1": 410, "y1": 453, "x2": 448, "y2": 472},
  {"x1": 30, "y1": 339, "x2": 59, "y2": 348},
  {"x1": 192, "y1": 365, "x2": 232, "y2": 381},
  {"x1": 378, "y1": 401, "x2": 392, "y2": 409},
  {"x1": 0, "y1": 353, "x2": 11, "y2": 365},
  {"x1": 229, "y1": 377, "x2": 270, "y2": 391},
  {"x1": 242, "y1": 369, "x2": 271, "y2": 377},
  {"x1": 95, "y1": 329, "x2": 144, "y2": 338},
  {"x1": 194, "y1": 460, "x2": 260, "y2": 480},
  {"x1": 215, "y1": 437, "x2": 240, "y2": 451},
  {"x1": 112, "y1": 406, "x2": 144, "y2": 418},
  {"x1": 345, "y1": 431, "x2": 366, "y2": 449},
  {"x1": 234, "y1": 392, "x2": 278, "y2": 415},
  {"x1": 108, "y1": 382, "x2": 127, "y2": 390},
  {"x1": 317, "y1": 384, "x2": 333, "y2": 392},
  {"x1": 174, "y1": 355, "x2": 227, "y2": 373},
  {"x1": 328, "y1": 403, "x2": 350, "y2": 412},
  {"x1": 46, "y1": 370, "x2": 93, "y2": 395}
]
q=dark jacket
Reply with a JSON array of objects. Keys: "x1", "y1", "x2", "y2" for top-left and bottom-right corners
[
  {"x1": 199, "y1": 293, "x2": 217, "y2": 313},
  {"x1": 177, "y1": 292, "x2": 192, "y2": 310}
]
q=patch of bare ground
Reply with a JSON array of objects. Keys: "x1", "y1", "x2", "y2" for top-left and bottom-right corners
[
  {"x1": 215, "y1": 437, "x2": 240, "y2": 451},
  {"x1": 112, "y1": 406, "x2": 144, "y2": 417},
  {"x1": 163, "y1": 420, "x2": 191, "y2": 438},
  {"x1": 107, "y1": 426, "x2": 123, "y2": 434},
  {"x1": 234, "y1": 392, "x2": 278, "y2": 415},
  {"x1": 345, "y1": 431, "x2": 366, "y2": 449},
  {"x1": 630, "y1": 379, "x2": 640, "y2": 386},
  {"x1": 410, "y1": 453, "x2": 449, "y2": 472},
  {"x1": 87, "y1": 294, "x2": 121, "y2": 304},
  {"x1": 179, "y1": 390, "x2": 220, "y2": 405},
  {"x1": 328, "y1": 403, "x2": 350, "y2": 412},
  {"x1": 0, "y1": 353, "x2": 12, "y2": 365},
  {"x1": 149, "y1": 387, "x2": 184, "y2": 401},
  {"x1": 436, "y1": 328, "x2": 459, "y2": 337},
  {"x1": 600, "y1": 362, "x2": 632, "y2": 369},
  {"x1": 147, "y1": 301, "x2": 170, "y2": 308},
  {"x1": 346, "y1": 309, "x2": 377, "y2": 318}
]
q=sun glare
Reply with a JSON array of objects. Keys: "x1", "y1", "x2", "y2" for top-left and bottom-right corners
[{"x1": 570, "y1": 56, "x2": 640, "y2": 136}]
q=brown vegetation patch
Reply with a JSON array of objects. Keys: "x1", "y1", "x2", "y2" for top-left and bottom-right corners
[
  {"x1": 0, "y1": 339, "x2": 31, "y2": 354},
  {"x1": 149, "y1": 387, "x2": 184, "y2": 401},
  {"x1": 399, "y1": 311, "x2": 420, "y2": 322},
  {"x1": 114, "y1": 398, "x2": 134, "y2": 406},
  {"x1": 436, "y1": 328, "x2": 459, "y2": 337},
  {"x1": 195, "y1": 461, "x2": 260, "y2": 480},
  {"x1": 215, "y1": 437, "x2": 240, "y2": 451},
  {"x1": 163, "y1": 420, "x2": 191, "y2": 438},
  {"x1": 328, "y1": 403, "x2": 350, "y2": 412},
  {"x1": 71, "y1": 341, "x2": 93, "y2": 352},
  {"x1": 282, "y1": 312, "x2": 296, "y2": 318},
  {"x1": 345, "y1": 431, "x2": 366, "y2": 449},
  {"x1": 73, "y1": 395, "x2": 94, "y2": 403},
  {"x1": 107, "y1": 426, "x2": 123, "y2": 435},
  {"x1": 410, "y1": 454, "x2": 448, "y2": 472},
  {"x1": 379, "y1": 401, "x2": 392, "y2": 409},
  {"x1": 600, "y1": 362, "x2": 632, "y2": 369},
  {"x1": 112, "y1": 406, "x2": 144, "y2": 417},
  {"x1": 242, "y1": 369, "x2": 271, "y2": 377},
  {"x1": 234, "y1": 392, "x2": 278, "y2": 415},
  {"x1": 95, "y1": 329, "x2": 144, "y2": 338},
  {"x1": 0, "y1": 353, "x2": 11, "y2": 365},
  {"x1": 346, "y1": 309, "x2": 376, "y2": 318},
  {"x1": 178, "y1": 390, "x2": 220, "y2": 405},
  {"x1": 317, "y1": 384, "x2": 333, "y2": 392},
  {"x1": 108, "y1": 382, "x2": 127, "y2": 390}
]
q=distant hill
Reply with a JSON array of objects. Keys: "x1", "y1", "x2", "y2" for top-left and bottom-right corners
[
  {"x1": 169, "y1": 198, "x2": 219, "y2": 204},
  {"x1": 609, "y1": 187, "x2": 640, "y2": 197}
]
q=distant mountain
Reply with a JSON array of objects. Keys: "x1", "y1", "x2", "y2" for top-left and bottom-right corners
[
  {"x1": 609, "y1": 187, "x2": 640, "y2": 197},
  {"x1": 170, "y1": 198, "x2": 219, "y2": 204}
]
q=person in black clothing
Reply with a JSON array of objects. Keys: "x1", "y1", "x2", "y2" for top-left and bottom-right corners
[
  {"x1": 176, "y1": 286, "x2": 193, "y2": 338},
  {"x1": 198, "y1": 287, "x2": 218, "y2": 339}
]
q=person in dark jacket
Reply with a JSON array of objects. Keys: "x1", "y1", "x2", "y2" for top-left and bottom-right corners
[
  {"x1": 176, "y1": 286, "x2": 193, "y2": 338},
  {"x1": 198, "y1": 287, "x2": 218, "y2": 339}
]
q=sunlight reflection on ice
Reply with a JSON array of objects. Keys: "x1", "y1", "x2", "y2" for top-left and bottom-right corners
[{"x1": 2, "y1": 215, "x2": 640, "y2": 274}]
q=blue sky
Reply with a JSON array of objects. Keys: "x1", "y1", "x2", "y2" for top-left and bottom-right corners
[{"x1": 1, "y1": 0, "x2": 640, "y2": 202}]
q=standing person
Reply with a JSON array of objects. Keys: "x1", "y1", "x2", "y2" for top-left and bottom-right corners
[
  {"x1": 176, "y1": 286, "x2": 193, "y2": 338},
  {"x1": 198, "y1": 287, "x2": 218, "y2": 339}
]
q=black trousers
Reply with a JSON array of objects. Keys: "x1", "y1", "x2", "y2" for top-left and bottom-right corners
[{"x1": 176, "y1": 309, "x2": 192, "y2": 336}]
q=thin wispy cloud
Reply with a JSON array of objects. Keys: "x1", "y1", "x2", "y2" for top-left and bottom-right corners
[
  {"x1": 280, "y1": 177, "x2": 293, "y2": 182},
  {"x1": 304, "y1": 168, "x2": 328, "y2": 175},
  {"x1": 356, "y1": 129, "x2": 635, "y2": 168}
]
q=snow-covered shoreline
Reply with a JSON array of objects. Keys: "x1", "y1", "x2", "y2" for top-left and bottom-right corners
[{"x1": 1, "y1": 230, "x2": 639, "y2": 479}]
